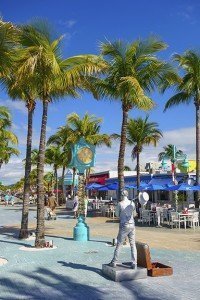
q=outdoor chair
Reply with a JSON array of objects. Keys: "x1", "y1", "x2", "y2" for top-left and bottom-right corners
[
  {"x1": 189, "y1": 204, "x2": 195, "y2": 209},
  {"x1": 188, "y1": 212, "x2": 199, "y2": 229},
  {"x1": 162, "y1": 208, "x2": 169, "y2": 223},
  {"x1": 169, "y1": 212, "x2": 185, "y2": 229},
  {"x1": 141, "y1": 210, "x2": 153, "y2": 225}
]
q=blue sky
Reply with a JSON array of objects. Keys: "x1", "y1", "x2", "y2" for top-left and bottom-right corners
[{"x1": 0, "y1": 0, "x2": 199, "y2": 184}]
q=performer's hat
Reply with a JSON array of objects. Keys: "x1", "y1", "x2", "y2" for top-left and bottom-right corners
[{"x1": 138, "y1": 192, "x2": 149, "y2": 205}]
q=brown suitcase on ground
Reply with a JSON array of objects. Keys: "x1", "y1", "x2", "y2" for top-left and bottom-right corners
[{"x1": 136, "y1": 242, "x2": 173, "y2": 277}]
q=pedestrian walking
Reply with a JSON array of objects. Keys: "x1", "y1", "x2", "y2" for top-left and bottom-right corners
[
  {"x1": 73, "y1": 194, "x2": 79, "y2": 218},
  {"x1": 108, "y1": 190, "x2": 137, "y2": 269},
  {"x1": 45, "y1": 192, "x2": 57, "y2": 220},
  {"x1": 4, "y1": 193, "x2": 10, "y2": 206}
]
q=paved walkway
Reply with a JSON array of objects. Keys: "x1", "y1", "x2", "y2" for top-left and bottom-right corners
[{"x1": 0, "y1": 206, "x2": 200, "y2": 299}]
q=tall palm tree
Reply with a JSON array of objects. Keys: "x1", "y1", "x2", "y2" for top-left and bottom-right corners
[
  {"x1": 127, "y1": 116, "x2": 162, "y2": 188},
  {"x1": 164, "y1": 51, "x2": 200, "y2": 206},
  {"x1": 0, "y1": 19, "x2": 18, "y2": 78},
  {"x1": 5, "y1": 77, "x2": 38, "y2": 239},
  {"x1": 15, "y1": 21, "x2": 106, "y2": 247},
  {"x1": 93, "y1": 38, "x2": 178, "y2": 200}
]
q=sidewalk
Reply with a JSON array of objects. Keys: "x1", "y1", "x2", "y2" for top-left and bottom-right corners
[{"x1": 0, "y1": 206, "x2": 200, "y2": 299}]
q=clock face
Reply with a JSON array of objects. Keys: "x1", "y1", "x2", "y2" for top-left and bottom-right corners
[{"x1": 77, "y1": 147, "x2": 93, "y2": 164}]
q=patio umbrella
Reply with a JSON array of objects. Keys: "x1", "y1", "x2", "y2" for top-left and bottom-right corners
[
  {"x1": 86, "y1": 183, "x2": 103, "y2": 190},
  {"x1": 98, "y1": 182, "x2": 118, "y2": 191},
  {"x1": 98, "y1": 182, "x2": 143, "y2": 191},
  {"x1": 191, "y1": 185, "x2": 200, "y2": 191},
  {"x1": 166, "y1": 183, "x2": 194, "y2": 191},
  {"x1": 139, "y1": 184, "x2": 166, "y2": 191}
]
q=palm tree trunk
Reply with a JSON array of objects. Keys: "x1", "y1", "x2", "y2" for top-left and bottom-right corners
[
  {"x1": 61, "y1": 165, "x2": 66, "y2": 203},
  {"x1": 19, "y1": 102, "x2": 34, "y2": 239},
  {"x1": 195, "y1": 103, "x2": 200, "y2": 208},
  {"x1": 71, "y1": 167, "x2": 76, "y2": 197},
  {"x1": 136, "y1": 151, "x2": 140, "y2": 189},
  {"x1": 35, "y1": 100, "x2": 48, "y2": 248},
  {"x1": 54, "y1": 166, "x2": 59, "y2": 205},
  {"x1": 118, "y1": 106, "x2": 128, "y2": 201},
  {"x1": 86, "y1": 168, "x2": 91, "y2": 185}
]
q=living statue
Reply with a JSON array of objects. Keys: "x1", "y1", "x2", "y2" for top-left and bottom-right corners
[{"x1": 109, "y1": 190, "x2": 137, "y2": 269}]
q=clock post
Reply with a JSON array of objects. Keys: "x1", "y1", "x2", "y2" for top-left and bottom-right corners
[{"x1": 68, "y1": 138, "x2": 95, "y2": 241}]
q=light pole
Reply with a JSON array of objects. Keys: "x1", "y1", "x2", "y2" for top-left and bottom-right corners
[{"x1": 161, "y1": 145, "x2": 189, "y2": 211}]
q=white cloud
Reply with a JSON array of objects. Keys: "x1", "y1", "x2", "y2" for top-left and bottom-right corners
[
  {"x1": 94, "y1": 126, "x2": 196, "y2": 172},
  {"x1": 46, "y1": 126, "x2": 52, "y2": 133},
  {"x1": 175, "y1": 4, "x2": 199, "y2": 24},
  {"x1": 0, "y1": 126, "x2": 197, "y2": 185},
  {"x1": 59, "y1": 19, "x2": 77, "y2": 28},
  {"x1": 0, "y1": 99, "x2": 26, "y2": 114}
]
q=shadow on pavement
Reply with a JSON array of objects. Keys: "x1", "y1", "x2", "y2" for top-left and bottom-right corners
[
  {"x1": 0, "y1": 267, "x2": 105, "y2": 299},
  {"x1": 0, "y1": 226, "x2": 20, "y2": 238},
  {"x1": 0, "y1": 239, "x2": 30, "y2": 247},
  {"x1": 58, "y1": 261, "x2": 101, "y2": 275}
]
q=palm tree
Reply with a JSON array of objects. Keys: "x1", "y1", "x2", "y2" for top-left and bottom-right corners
[
  {"x1": 0, "y1": 105, "x2": 12, "y2": 128},
  {"x1": 30, "y1": 149, "x2": 39, "y2": 166},
  {"x1": 127, "y1": 116, "x2": 162, "y2": 188},
  {"x1": 63, "y1": 112, "x2": 112, "y2": 184},
  {"x1": 47, "y1": 132, "x2": 71, "y2": 201},
  {"x1": 158, "y1": 144, "x2": 184, "y2": 171},
  {"x1": 45, "y1": 145, "x2": 63, "y2": 203},
  {"x1": 124, "y1": 165, "x2": 131, "y2": 171},
  {"x1": 164, "y1": 51, "x2": 200, "y2": 206},
  {"x1": 0, "y1": 144, "x2": 19, "y2": 169},
  {"x1": 0, "y1": 19, "x2": 18, "y2": 78},
  {"x1": 66, "y1": 113, "x2": 111, "y2": 146},
  {"x1": 93, "y1": 37, "x2": 178, "y2": 200},
  {"x1": 5, "y1": 78, "x2": 38, "y2": 239},
  {"x1": 15, "y1": 21, "x2": 106, "y2": 247},
  {"x1": 0, "y1": 106, "x2": 19, "y2": 168},
  {"x1": 43, "y1": 172, "x2": 54, "y2": 192}
]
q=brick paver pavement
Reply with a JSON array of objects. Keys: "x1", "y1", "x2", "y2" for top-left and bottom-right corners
[{"x1": 0, "y1": 205, "x2": 200, "y2": 299}]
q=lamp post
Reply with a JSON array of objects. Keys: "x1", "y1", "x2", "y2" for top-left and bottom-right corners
[
  {"x1": 68, "y1": 138, "x2": 95, "y2": 241},
  {"x1": 161, "y1": 145, "x2": 189, "y2": 211}
]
